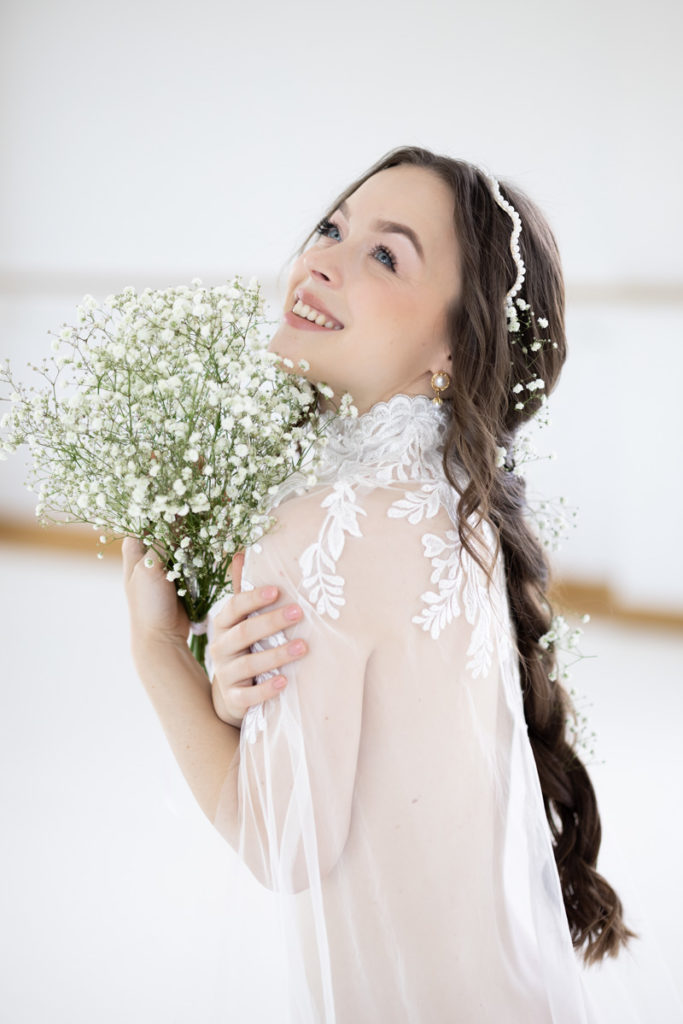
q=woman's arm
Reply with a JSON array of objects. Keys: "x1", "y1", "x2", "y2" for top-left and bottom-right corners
[
  {"x1": 129, "y1": 631, "x2": 239, "y2": 822},
  {"x1": 122, "y1": 538, "x2": 308, "y2": 826},
  {"x1": 208, "y1": 485, "x2": 384, "y2": 890}
]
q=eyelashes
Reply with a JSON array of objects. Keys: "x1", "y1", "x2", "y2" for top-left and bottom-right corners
[{"x1": 314, "y1": 218, "x2": 398, "y2": 273}]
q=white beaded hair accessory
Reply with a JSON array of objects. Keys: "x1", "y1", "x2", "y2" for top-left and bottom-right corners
[
  {"x1": 480, "y1": 169, "x2": 557, "y2": 415},
  {"x1": 485, "y1": 174, "x2": 526, "y2": 334}
]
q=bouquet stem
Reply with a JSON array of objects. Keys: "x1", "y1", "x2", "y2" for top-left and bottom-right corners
[{"x1": 189, "y1": 632, "x2": 209, "y2": 672}]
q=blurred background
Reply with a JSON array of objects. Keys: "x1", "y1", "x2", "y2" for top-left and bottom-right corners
[{"x1": 1, "y1": 0, "x2": 681, "y2": 1020}]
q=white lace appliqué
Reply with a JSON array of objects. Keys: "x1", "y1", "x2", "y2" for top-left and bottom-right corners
[
  {"x1": 412, "y1": 530, "x2": 493, "y2": 678},
  {"x1": 387, "y1": 481, "x2": 442, "y2": 525},
  {"x1": 299, "y1": 481, "x2": 367, "y2": 619}
]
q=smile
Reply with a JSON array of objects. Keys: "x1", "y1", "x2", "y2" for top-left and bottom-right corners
[
  {"x1": 291, "y1": 298, "x2": 343, "y2": 330},
  {"x1": 284, "y1": 307, "x2": 343, "y2": 333}
]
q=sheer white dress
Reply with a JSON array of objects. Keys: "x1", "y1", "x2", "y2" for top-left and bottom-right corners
[{"x1": 207, "y1": 393, "x2": 671, "y2": 1023}]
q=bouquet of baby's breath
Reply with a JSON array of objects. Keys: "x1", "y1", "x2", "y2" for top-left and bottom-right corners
[{"x1": 0, "y1": 275, "x2": 356, "y2": 668}]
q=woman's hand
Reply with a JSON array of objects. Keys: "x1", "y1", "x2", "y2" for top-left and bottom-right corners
[
  {"x1": 209, "y1": 551, "x2": 308, "y2": 728},
  {"x1": 122, "y1": 537, "x2": 190, "y2": 650}
]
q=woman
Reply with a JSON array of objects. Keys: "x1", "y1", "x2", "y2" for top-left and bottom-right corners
[{"x1": 123, "y1": 146, "x2": 636, "y2": 1022}]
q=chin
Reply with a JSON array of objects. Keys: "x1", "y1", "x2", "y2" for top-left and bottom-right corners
[{"x1": 268, "y1": 321, "x2": 300, "y2": 353}]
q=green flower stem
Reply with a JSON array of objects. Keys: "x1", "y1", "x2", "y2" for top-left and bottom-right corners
[{"x1": 189, "y1": 632, "x2": 209, "y2": 672}]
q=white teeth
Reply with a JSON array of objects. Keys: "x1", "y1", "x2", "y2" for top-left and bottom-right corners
[{"x1": 292, "y1": 297, "x2": 341, "y2": 329}]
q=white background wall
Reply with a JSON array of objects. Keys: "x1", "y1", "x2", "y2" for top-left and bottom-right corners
[
  {"x1": 1, "y1": 0, "x2": 682, "y2": 611},
  {"x1": 1, "y1": 1, "x2": 682, "y2": 1020}
]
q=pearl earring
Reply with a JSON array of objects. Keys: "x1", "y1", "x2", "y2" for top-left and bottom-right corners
[{"x1": 430, "y1": 371, "x2": 451, "y2": 406}]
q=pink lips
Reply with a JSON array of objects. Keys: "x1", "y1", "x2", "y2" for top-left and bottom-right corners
[{"x1": 293, "y1": 288, "x2": 344, "y2": 329}]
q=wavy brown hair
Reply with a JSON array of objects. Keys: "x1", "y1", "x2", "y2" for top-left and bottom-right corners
[{"x1": 288, "y1": 145, "x2": 637, "y2": 965}]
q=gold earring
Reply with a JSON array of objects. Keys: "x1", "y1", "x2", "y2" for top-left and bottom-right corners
[{"x1": 430, "y1": 371, "x2": 451, "y2": 406}]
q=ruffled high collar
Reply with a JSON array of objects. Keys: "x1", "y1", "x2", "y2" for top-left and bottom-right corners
[
  {"x1": 266, "y1": 392, "x2": 453, "y2": 512},
  {"x1": 315, "y1": 392, "x2": 450, "y2": 483}
]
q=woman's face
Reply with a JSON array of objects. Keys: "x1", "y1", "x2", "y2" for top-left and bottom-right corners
[{"x1": 268, "y1": 164, "x2": 462, "y2": 414}]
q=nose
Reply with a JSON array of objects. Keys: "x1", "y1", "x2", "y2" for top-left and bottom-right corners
[{"x1": 301, "y1": 244, "x2": 341, "y2": 286}]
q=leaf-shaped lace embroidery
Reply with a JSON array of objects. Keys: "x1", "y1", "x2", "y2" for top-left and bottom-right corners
[
  {"x1": 412, "y1": 530, "x2": 462, "y2": 639},
  {"x1": 462, "y1": 565, "x2": 494, "y2": 679},
  {"x1": 299, "y1": 481, "x2": 367, "y2": 619},
  {"x1": 387, "y1": 482, "x2": 442, "y2": 524},
  {"x1": 413, "y1": 530, "x2": 494, "y2": 676}
]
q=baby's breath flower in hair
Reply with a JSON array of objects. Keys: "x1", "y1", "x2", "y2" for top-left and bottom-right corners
[{"x1": 482, "y1": 172, "x2": 555, "y2": 408}]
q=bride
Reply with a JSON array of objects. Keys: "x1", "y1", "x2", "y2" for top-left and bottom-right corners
[{"x1": 122, "y1": 145, "x2": 637, "y2": 1021}]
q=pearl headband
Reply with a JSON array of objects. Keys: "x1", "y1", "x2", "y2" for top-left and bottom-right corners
[
  {"x1": 485, "y1": 173, "x2": 527, "y2": 335},
  {"x1": 482, "y1": 169, "x2": 553, "y2": 414}
]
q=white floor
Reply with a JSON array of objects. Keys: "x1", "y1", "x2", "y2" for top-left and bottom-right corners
[{"x1": 0, "y1": 542, "x2": 681, "y2": 1023}]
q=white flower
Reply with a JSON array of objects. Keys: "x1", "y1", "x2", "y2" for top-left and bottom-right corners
[
  {"x1": 189, "y1": 493, "x2": 210, "y2": 513},
  {"x1": 537, "y1": 317, "x2": 549, "y2": 328},
  {"x1": 494, "y1": 445, "x2": 507, "y2": 468},
  {"x1": 512, "y1": 383, "x2": 524, "y2": 394},
  {"x1": 1, "y1": 274, "x2": 354, "y2": 646}
]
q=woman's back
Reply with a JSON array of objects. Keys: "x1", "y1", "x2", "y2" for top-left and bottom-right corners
[{"x1": 211, "y1": 394, "x2": 593, "y2": 1022}]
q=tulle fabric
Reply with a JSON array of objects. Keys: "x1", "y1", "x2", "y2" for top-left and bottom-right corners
[{"x1": 206, "y1": 394, "x2": 680, "y2": 1023}]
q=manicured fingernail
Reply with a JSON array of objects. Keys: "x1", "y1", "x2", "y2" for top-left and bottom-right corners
[
  {"x1": 283, "y1": 605, "x2": 302, "y2": 621},
  {"x1": 260, "y1": 586, "x2": 278, "y2": 600},
  {"x1": 288, "y1": 640, "x2": 306, "y2": 655},
  {"x1": 273, "y1": 676, "x2": 287, "y2": 689}
]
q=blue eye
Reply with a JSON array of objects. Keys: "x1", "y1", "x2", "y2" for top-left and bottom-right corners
[
  {"x1": 368, "y1": 242, "x2": 397, "y2": 272},
  {"x1": 315, "y1": 218, "x2": 341, "y2": 241},
  {"x1": 314, "y1": 218, "x2": 398, "y2": 273}
]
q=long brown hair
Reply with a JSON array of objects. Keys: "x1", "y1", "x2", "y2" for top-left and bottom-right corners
[{"x1": 288, "y1": 144, "x2": 637, "y2": 965}]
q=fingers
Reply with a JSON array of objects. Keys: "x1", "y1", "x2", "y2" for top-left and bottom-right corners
[
  {"x1": 213, "y1": 583, "x2": 282, "y2": 632},
  {"x1": 209, "y1": 579, "x2": 308, "y2": 726},
  {"x1": 212, "y1": 592, "x2": 305, "y2": 660},
  {"x1": 228, "y1": 674, "x2": 289, "y2": 716},
  {"x1": 122, "y1": 536, "x2": 146, "y2": 581},
  {"x1": 230, "y1": 551, "x2": 245, "y2": 595},
  {"x1": 228, "y1": 635, "x2": 307, "y2": 683},
  {"x1": 212, "y1": 670, "x2": 288, "y2": 727},
  {"x1": 122, "y1": 536, "x2": 166, "y2": 581}
]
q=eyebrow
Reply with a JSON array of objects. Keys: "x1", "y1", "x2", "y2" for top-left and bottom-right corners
[{"x1": 338, "y1": 199, "x2": 425, "y2": 262}]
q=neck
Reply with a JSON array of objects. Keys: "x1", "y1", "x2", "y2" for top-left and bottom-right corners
[{"x1": 318, "y1": 385, "x2": 434, "y2": 417}]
